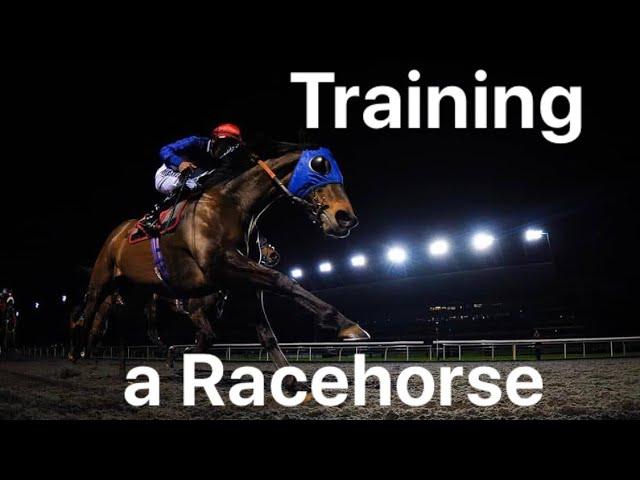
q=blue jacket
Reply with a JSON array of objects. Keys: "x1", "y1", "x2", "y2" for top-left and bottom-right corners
[{"x1": 159, "y1": 136, "x2": 210, "y2": 170}]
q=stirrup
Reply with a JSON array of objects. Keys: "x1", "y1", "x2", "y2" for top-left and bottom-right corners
[{"x1": 139, "y1": 212, "x2": 161, "y2": 235}]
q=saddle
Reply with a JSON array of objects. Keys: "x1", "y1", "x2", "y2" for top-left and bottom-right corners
[{"x1": 128, "y1": 201, "x2": 189, "y2": 244}]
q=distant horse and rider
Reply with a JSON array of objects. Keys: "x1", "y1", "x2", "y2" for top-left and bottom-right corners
[
  {"x1": 0, "y1": 288, "x2": 17, "y2": 355},
  {"x1": 69, "y1": 124, "x2": 368, "y2": 389}
]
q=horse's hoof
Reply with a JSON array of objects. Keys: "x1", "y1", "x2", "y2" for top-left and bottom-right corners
[{"x1": 338, "y1": 324, "x2": 370, "y2": 342}]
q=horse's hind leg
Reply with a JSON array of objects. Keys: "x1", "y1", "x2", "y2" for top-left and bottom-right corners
[
  {"x1": 70, "y1": 284, "x2": 113, "y2": 361},
  {"x1": 70, "y1": 253, "x2": 115, "y2": 361},
  {"x1": 86, "y1": 294, "x2": 118, "y2": 358}
]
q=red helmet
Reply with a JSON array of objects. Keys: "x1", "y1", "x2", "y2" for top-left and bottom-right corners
[{"x1": 211, "y1": 123, "x2": 242, "y2": 141}]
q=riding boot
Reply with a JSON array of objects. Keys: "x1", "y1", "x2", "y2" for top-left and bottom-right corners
[
  {"x1": 139, "y1": 170, "x2": 202, "y2": 234},
  {"x1": 139, "y1": 189, "x2": 181, "y2": 234}
]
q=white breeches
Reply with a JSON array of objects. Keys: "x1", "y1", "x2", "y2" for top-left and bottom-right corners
[{"x1": 155, "y1": 165, "x2": 181, "y2": 195}]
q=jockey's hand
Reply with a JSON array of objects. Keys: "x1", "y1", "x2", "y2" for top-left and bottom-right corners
[{"x1": 178, "y1": 161, "x2": 196, "y2": 173}]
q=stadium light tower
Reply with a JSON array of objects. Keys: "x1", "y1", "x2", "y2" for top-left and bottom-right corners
[
  {"x1": 429, "y1": 239, "x2": 450, "y2": 257},
  {"x1": 290, "y1": 268, "x2": 303, "y2": 279},
  {"x1": 318, "y1": 262, "x2": 333, "y2": 274},
  {"x1": 471, "y1": 232, "x2": 495, "y2": 252},
  {"x1": 350, "y1": 254, "x2": 368, "y2": 268},
  {"x1": 387, "y1": 246, "x2": 408, "y2": 264},
  {"x1": 34, "y1": 302, "x2": 40, "y2": 310},
  {"x1": 61, "y1": 295, "x2": 67, "y2": 304}
]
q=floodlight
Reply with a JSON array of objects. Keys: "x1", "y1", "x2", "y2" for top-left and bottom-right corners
[
  {"x1": 472, "y1": 233, "x2": 495, "y2": 251},
  {"x1": 350, "y1": 255, "x2": 367, "y2": 268},
  {"x1": 319, "y1": 262, "x2": 333, "y2": 273},
  {"x1": 525, "y1": 229, "x2": 545, "y2": 242},
  {"x1": 387, "y1": 246, "x2": 408, "y2": 264},
  {"x1": 429, "y1": 240, "x2": 450, "y2": 257}
]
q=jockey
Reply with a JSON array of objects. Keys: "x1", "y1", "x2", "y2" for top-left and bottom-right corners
[
  {"x1": 140, "y1": 123, "x2": 252, "y2": 231},
  {"x1": 0, "y1": 288, "x2": 14, "y2": 315}
]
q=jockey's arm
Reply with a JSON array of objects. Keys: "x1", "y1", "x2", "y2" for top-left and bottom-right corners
[{"x1": 159, "y1": 136, "x2": 209, "y2": 171}]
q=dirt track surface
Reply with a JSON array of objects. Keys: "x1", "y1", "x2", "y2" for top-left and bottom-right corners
[{"x1": 1, "y1": 358, "x2": 639, "y2": 420}]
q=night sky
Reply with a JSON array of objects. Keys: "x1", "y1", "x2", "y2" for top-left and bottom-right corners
[{"x1": 1, "y1": 61, "x2": 637, "y2": 313}]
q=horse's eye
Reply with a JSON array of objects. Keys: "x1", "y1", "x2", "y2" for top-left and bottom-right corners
[{"x1": 309, "y1": 156, "x2": 331, "y2": 175}]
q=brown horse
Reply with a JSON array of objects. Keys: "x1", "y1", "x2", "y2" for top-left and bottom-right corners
[{"x1": 70, "y1": 148, "x2": 369, "y2": 384}]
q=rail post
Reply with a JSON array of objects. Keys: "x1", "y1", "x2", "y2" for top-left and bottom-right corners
[
  {"x1": 259, "y1": 349, "x2": 262, "y2": 361},
  {"x1": 491, "y1": 345, "x2": 495, "y2": 361},
  {"x1": 564, "y1": 343, "x2": 567, "y2": 360},
  {"x1": 339, "y1": 349, "x2": 343, "y2": 362},
  {"x1": 623, "y1": 343, "x2": 626, "y2": 357},
  {"x1": 443, "y1": 345, "x2": 446, "y2": 360},
  {"x1": 384, "y1": 348, "x2": 388, "y2": 361},
  {"x1": 610, "y1": 341, "x2": 614, "y2": 358},
  {"x1": 297, "y1": 348, "x2": 301, "y2": 361},
  {"x1": 227, "y1": 347, "x2": 231, "y2": 361},
  {"x1": 406, "y1": 346, "x2": 410, "y2": 361},
  {"x1": 512, "y1": 344, "x2": 516, "y2": 361},
  {"x1": 458, "y1": 345, "x2": 462, "y2": 361},
  {"x1": 429, "y1": 346, "x2": 432, "y2": 361},
  {"x1": 583, "y1": 343, "x2": 586, "y2": 359},
  {"x1": 309, "y1": 347, "x2": 312, "y2": 362}
]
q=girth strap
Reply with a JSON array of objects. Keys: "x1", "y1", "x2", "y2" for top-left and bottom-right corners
[{"x1": 150, "y1": 237, "x2": 171, "y2": 287}]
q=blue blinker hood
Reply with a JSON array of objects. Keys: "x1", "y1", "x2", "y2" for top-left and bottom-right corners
[{"x1": 287, "y1": 147, "x2": 344, "y2": 198}]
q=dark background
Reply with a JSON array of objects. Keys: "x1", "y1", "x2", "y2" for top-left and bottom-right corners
[{"x1": 1, "y1": 61, "x2": 637, "y2": 343}]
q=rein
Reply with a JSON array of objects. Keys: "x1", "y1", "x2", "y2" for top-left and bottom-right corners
[{"x1": 254, "y1": 158, "x2": 327, "y2": 225}]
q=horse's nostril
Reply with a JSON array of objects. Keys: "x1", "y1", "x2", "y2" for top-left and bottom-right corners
[{"x1": 335, "y1": 210, "x2": 358, "y2": 229}]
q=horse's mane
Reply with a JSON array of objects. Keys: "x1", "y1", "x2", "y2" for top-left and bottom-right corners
[
  {"x1": 199, "y1": 139, "x2": 318, "y2": 190},
  {"x1": 257, "y1": 140, "x2": 319, "y2": 158}
]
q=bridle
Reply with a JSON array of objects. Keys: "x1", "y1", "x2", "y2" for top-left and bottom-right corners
[
  {"x1": 202, "y1": 141, "x2": 331, "y2": 225},
  {"x1": 253, "y1": 156, "x2": 329, "y2": 225}
]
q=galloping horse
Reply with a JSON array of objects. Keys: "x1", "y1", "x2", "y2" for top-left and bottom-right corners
[{"x1": 70, "y1": 146, "x2": 369, "y2": 385}]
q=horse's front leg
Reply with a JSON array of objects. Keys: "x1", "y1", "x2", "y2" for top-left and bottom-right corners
[
  {"x1": 254, "y1": 290, "x2": 290, "y2": 372},
  {"x1": 221, "y1": 251, "x2": 369, "y2": 341}
]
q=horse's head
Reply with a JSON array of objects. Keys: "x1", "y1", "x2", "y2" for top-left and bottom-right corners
[{"x1": 288, "y1": 148, "x2": 359, "y2": 239}]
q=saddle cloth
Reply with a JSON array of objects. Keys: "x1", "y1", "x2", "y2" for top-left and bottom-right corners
[{"x1": 128, "y1": 201, "x2": 189, "y2": 244}]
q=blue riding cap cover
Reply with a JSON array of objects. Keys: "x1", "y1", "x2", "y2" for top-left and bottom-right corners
[{"x1": 287, "y1": 148, "x2": 344, "y2": 198}]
